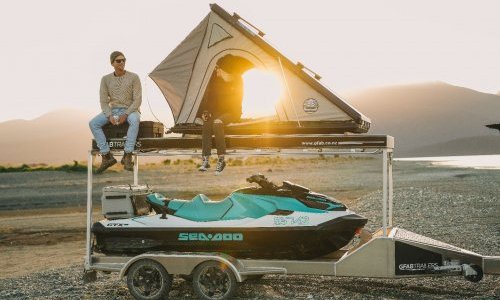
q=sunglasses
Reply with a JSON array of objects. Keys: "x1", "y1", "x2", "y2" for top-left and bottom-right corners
[{"x1": 114, "y1": 58, "x2": 126, "y2": 63}]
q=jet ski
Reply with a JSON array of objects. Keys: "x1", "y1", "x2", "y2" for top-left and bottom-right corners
[{"x1": 92, "y1": 175, "x2": 367, "y2": 259}]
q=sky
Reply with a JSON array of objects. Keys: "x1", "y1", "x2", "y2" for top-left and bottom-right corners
[{"x1": 1, "y1": 0, "x2": 499, "y2": 124}]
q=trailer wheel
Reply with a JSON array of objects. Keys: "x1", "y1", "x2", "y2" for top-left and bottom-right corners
[
  {"x1": 192, "y1": 261, "x2": 237, "y2": 300},
  {"x1": 126, "y1": 259, "x2": 172, "y2": 300},
  {"x1": 464, "y1": 264, "x2": 483, "y2": 283}
]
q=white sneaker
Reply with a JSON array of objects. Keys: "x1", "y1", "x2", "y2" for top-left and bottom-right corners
[
  {"x1": 214, "y1": 158, "x2": 226, "y2": 175},
  {"x1": 198, "y1": 156, "x2": 210, "y2": 172}
]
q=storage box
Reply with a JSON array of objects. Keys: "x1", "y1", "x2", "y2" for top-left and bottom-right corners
[
  {"x1": 139, "y1": 121, "x2": 164, "y2": 138},
  {"x1": 102, "y1": 121, "x2": 164, "y2": 138},
  {"x1": 101, "y1": 185, "x2": 152, "y2": 219}
]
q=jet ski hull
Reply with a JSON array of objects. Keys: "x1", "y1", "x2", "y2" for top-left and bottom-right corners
[{"x1": 92, "y1": 214, "x2": 366, "y2": 259}]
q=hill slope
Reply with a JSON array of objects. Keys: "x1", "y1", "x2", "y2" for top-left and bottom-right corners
[
  {"x1": 347, "y1": 82, "x2": 500, "y2": 157},
  {"x1": 0, "y1": 109, "x2": 93, "y2": 164}
]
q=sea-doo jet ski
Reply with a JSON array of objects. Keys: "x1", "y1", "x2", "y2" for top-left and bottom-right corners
[{"x1": 92, "y1": 175, "x2": 367, "y2": 259}]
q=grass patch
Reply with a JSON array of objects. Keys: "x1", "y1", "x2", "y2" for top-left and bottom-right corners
[
  {"x1": 0, "y1": 156, "x2": 373, "y2": 173},
  {"x1": 0, "y1": 161, "x2": 87, "y2": 173}
]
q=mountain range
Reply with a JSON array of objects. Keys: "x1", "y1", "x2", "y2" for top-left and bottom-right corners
[
  {"x1": 0, "y1": 82, "x2": 499, "y2": 164},
  {"x1": 0, "y1": 109, "x2": 93, "y2": 165},
  {"x1": 346, "y1": 82, "x2": 500, "y2": 157}
]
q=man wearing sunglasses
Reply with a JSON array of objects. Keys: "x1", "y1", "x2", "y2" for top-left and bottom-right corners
[{"x1": 89, "y1": 51, "x2": 142, "y2": 173}]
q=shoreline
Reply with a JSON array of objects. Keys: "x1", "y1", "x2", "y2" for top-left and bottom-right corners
[{"x1": 396, "y1": 154, "x2": 500, "y2": 169}]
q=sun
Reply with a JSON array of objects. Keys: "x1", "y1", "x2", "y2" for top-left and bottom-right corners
[{"x1": 241, "y1": 69, "x2": 283, "y2": 119}]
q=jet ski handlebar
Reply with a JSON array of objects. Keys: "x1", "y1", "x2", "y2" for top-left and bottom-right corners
[
  {"x1": 246, "y1": 174, "x2": 278, "y2": 190},
  {"x1": 246, "y1": 174, "x2": 311, "y2": 195}
]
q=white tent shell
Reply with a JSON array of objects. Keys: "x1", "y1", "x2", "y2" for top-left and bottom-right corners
[{"x1": 150, "y1": 4, "x2": 370, "y2": 134}]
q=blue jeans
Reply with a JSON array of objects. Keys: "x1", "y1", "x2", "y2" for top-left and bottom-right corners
[{"x1": 89, "y1": 108, "x2": 140, "y2": 154}]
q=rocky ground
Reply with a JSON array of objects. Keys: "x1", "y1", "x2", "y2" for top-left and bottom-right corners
[{"x1": 0, "y1": 158, "x2": 498, "y2": 299}]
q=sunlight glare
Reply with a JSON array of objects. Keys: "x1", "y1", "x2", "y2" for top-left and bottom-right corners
[{"x1": 241, "y1": 69, "x2": 283, "y2": 119}]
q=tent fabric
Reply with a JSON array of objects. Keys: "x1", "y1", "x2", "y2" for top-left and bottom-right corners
[
  {"x1": 208, "y1": 23, "x2": 233, "y2": 48},
  {"x1": 149, "y1": 4, "x2": 370, "y2": 129},
  {"x1": 149, "y1": 15, "x2": 210, "y2": 123}
]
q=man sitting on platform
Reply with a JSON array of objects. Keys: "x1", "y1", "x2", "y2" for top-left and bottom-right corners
[{"x1": 89, "y1": 51, "x2": 142, "y2": 174}]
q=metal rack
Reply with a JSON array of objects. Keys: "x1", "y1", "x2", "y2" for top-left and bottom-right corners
[
  {"x1": 84, "y1": 134, "x2": 498, "y2": 300},
  {"x1": 85, "y1": 134, "x2": 395, "y2": 270}
]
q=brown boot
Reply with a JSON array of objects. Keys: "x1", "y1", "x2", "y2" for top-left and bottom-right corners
[
  {"x1": 121, "y1": 152, "x2": 134, "y2": 171},
  {"x1": 95, "y1": 153, "x2": 117, "y2": 174}
]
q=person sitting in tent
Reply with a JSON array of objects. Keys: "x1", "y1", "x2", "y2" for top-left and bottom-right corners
[{"x1": 198, "y1": 63, "x2": 243, "y2": 175}]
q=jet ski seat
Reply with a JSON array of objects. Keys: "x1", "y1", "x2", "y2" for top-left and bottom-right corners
[
  {"x1": 148, "y1": 192, "x2": 276, "y2": 221},
  {"x1": 172, "y1": 194, "x2": 233, "y2": 221},
  {"x1": 149, "y1": 194, "x2": 232, "y2": 222},
  {"x1": 147, "y1": 190, "x2": 329, "y2": 222}
]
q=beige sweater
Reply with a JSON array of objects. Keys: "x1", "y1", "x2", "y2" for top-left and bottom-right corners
[{"x1": 99, "y1": 71, "x2": 142, "y2": 117}]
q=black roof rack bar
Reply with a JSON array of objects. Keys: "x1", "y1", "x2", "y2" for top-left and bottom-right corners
[{"x1": 92, "y1": 135, "x2": 394, "y2": 152}]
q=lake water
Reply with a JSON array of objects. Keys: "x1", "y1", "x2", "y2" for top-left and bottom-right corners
[{"x1": 395, "y1": 154, "x2": 500, "y2": 170}]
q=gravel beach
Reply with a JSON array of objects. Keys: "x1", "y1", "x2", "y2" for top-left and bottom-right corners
[{"x1": 0, "y1": 158, "x2": 498, "y2": 299}]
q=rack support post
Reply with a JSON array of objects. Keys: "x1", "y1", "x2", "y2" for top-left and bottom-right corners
[
  {"x1": 133, "y1": 154, "x2": 139, "y2": 185},
  {"x1": 85, "y1": 151, "x2": 93, "y2": 269},
  {"x1": 382, "y1": 149, "x2": 388, "y2": 236},
  {"x1": 388, "y1": 150, "x2": 393, "y2": 227}
]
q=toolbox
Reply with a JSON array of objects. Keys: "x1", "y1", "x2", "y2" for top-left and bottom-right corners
[
  {"x1": 101, "y1": 185, "x2": 152, "y2": 219},
  {"x1": 103, "y1": 121, "x2": 164, "y2": 138}
]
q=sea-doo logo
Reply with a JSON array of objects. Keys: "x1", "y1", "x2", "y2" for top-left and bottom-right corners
[
  {"x1": 178, "y1": 233, "x2": 244, "y2": 241},
  {"x1": 303, "y1": 98, "x2": 319, "y2": 113}
]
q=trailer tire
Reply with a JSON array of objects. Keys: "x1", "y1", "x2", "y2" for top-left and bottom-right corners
[
  {"x1": 126, "y1": 259, "x2": 172, "y2": 300},
  {"x1": 192, "y1": 260, "x2": 237, "y2": 300},
  {"x1": 464, "y1": 264, "x2": 483, "y2": 283}
]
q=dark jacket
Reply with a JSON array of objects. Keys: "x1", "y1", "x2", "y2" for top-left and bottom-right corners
[{"x1": 199, "y1": 72, "x2": 243, "y2": 124}]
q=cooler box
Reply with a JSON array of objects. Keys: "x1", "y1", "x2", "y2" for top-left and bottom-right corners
[
  {"x1": 102, "y1": 121, "x2": 164, "y2": 138},
  {"x1": 101, "y1": 185, "x2": 152, "y2": 219}
]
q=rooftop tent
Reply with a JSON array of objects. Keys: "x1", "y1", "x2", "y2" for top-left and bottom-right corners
[{"x1": 149, "y1": 4, "x2": 371, "y2": 134}]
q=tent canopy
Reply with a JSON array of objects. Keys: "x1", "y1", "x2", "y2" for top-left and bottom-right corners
[{"x1": 149, "y1": 4, "x2": 370, "y2": 134}]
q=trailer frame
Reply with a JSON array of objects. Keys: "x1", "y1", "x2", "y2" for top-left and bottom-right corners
[{"x1": 83, "y1": 134, "x2": 499, "y2": 299}]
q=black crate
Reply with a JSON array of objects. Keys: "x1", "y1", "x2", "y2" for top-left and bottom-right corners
[
  {"x1": 103, "y1": 121, "x2": 164, "y2": 138},
  {"x1": 139, "y1": 121, "x2": 164, "y2": 138}
]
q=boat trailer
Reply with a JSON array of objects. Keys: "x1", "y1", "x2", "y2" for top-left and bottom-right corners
[{"x1": 83, "y1": 134, "x2": 500, "y2": 300}]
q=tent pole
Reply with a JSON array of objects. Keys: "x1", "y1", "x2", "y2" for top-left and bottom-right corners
[{"x1": 278, "y1": 56, "x2": 302, "y2": 127}]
